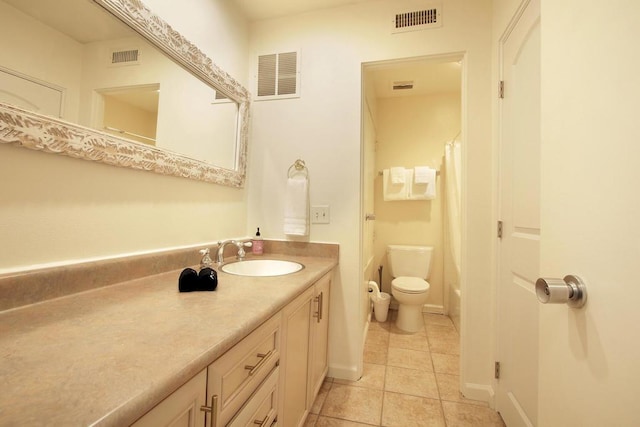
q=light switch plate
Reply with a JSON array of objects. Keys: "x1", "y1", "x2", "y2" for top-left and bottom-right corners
[{"x1": 311, "y1": 205, "x2": 330, "y2": 224}]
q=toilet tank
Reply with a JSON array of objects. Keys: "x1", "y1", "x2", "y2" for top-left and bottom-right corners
[{"x1": 387, "y1": 245, "x2": 434, "y2": 279}]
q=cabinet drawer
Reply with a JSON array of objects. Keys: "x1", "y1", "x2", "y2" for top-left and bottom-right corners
[
  {"x1": 228, "y1": 366, "x2": 278, "y2": 427},
  {"x1": 208, "y1": 313, "x2": 281, "y2": 426}
]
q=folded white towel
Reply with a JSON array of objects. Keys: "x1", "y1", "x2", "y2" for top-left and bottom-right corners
[
  {"x1": 390, "y1": 167, "x2": 406, "y2": 184},
  {"x1": 383, "y1": 168, "x2": 410, "y2": 201},
  {"x1": 409, "y1": 167, "x2": 436, "y2": 200},
  {"x1": 414, "y1": 166, "x2": 431, "y2": 184},
  {"x1": 284, "y1": 176, "x2": 309, "y2": 236}
]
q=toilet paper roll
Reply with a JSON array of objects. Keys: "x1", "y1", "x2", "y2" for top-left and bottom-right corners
[
  {"x1": 368, "y1": 281, "x2": 381, "y2": 299},
  {"x1": 535, "y1": 278, "x2": 570, "y2": 304}
]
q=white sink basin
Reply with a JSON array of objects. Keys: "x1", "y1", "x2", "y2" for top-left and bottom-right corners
[{"x1": 221, "y1": 259, "x2": 304, "y2": 277}]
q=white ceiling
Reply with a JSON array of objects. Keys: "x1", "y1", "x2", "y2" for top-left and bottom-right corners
[
  {"x1": 4, "y1": 0, "x2": 132, "y2": 43},
  {"x1": 233, "y1": 0, "x2": 379, "y2": 21}
]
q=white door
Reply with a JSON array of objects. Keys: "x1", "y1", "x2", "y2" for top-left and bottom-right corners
[
  {"x1": 538, "y1": 1, "x2": 640, "y2": 425},
  {"x1": 496, "y1": 0, "x2": 540, "y2": 425}
]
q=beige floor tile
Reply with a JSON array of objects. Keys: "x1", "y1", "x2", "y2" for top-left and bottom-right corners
[
  {"x1": 305, "y1": 413, "x2": 319, "y2": 426},
  {"x1": 320, "y1": 384, "x2": 383, "y2": 425},
  {"x1": 384, "y1": 365, "x2": 439, "y2": 399},
  {"x1": 363, "y1": 343, "x2": 388, "y2": 365},
  {"x1": 311, "y1": 384, "x2": 332, "y2": 414},
  {"x1": 436, "y1": 373, "x2": 487, "y2": 407},
  {"x1": 423, "y1": 313, "x2": 455, "y2": 328},
  {"x1": 390, "y1": 321, "x2": 427, "y2": 336},
  {"x1": 388, "y1": 332, "x2": 430, "y2": 352},
  {"x1": 322, "y1": 377, "x2": 335, "y2": 389},
  {"x1": 381, "y1": 392, "x2": 445, "y2": 427},
  {"x1": 386, "y1": 347, "x2": 433, "y2": 372},
  {"x1": 368, "y1": 319, "x2": 391, "y2": 333},
  {"x1": 314, "y1": 416, "x2": 376, "y2": 427},
  {"x1": 365, "y1": 329, "x2": 390, "y2": 347},
  {"x1": 427, "y1": 327, "x2": 460, "y2": 355},
  {"x1": 441, "y1": 401, "x2": 505, "y2": 427},
  {"x1": 426, "y1": 324, "x2": 459, "y2": 340},
  {"x1": 334, "y1": 363, "x2": 385, "y2": 390},
  {"x1": 431, "y1": 352, "x2": 459, "y2": 375}
]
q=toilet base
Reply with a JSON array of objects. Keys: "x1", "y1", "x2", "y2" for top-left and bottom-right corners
[{"x1": 395, "y1": 304, "x2": 424, "y2": 333}]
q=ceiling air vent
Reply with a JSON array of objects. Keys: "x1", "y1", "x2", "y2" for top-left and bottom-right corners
[
  {"x1": 110, "y1": 48, "x2": 140, "y2": 66},
  {"x1": 393, "y1": 81, "x2": 414, "y2": 91},
  {"x1": 392, "y1": 7, "x2": 442, "y2": 33},
  {"x1": 256, "y1": 50, "x2": 300, "y2": 100}
]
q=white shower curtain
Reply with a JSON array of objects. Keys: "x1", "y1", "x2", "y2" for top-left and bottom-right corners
[{"x1": 445, "y1": 140, "x2": 462, "y2": 275}]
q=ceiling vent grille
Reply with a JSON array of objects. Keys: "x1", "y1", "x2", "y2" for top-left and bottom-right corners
[
  {"x1": 392, "y1": 7, "x2": 442, "y2": 33},
  {"x1": 110, "y1": 48, "x2": 140, "y2": 66},
  {"x1": 393, "y1": 81, "x2": 414, "y2": 91},
  {"x1": 256, "y1": 50, "x2": 300, "y2": 100}
]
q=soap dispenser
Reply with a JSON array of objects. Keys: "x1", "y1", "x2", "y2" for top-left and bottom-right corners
[{"x1": 252, "y1": 227, "x2": 264, "y2": 255}]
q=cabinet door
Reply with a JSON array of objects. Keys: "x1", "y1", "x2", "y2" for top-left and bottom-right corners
[
  {"x1": 279, "y1": 287, "x2": 314, "y2": 427},
  {"x1": 132, "y1": 370, "x2": 206, "y2": 427},
  {"x1": 308, "y1": 272, "x2": 331, "y2": 406}
]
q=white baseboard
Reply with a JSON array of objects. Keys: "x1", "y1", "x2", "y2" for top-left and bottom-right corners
[
  {"x1": 388, "y1": 300, "x2": 444, "y2": 314},
  {"x1": 328, "y1": 364, "x2": 361, "y2": 381},
  {"x1": 461, "y1": 382, "x2": 495, "y2": 407}
]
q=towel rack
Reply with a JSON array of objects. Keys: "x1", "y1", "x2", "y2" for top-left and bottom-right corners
[
  {"x1": 378, "y1": 169, "x2": 439, "y2": 176},
  {"x1": 288, "y1": 159, "x2": 308, "y2": 178}
]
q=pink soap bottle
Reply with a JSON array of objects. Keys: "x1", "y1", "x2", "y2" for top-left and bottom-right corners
[{"x1": 252, "y1": 227, "x2": 264, "y2": 255}]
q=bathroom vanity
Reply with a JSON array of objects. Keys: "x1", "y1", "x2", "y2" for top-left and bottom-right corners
[{"x1": 0, "y1": 245, "x2": 337, "y2": 426}]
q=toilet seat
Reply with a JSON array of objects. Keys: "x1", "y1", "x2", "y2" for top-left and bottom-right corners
[{"x1": 391, "y1": 277, "x2": 429, "y2": 294}]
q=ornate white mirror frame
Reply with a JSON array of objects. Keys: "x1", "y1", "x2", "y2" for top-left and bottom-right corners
[{"x1": 0, "y1": 0, "x2": 250, "y2": 187}]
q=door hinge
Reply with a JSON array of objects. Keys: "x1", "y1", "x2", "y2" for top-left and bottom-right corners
[
  {"x1": 495, "y1": 361, "x2": 501, "y2": 379},
  {"x1": 497, "y1": 221, "x2": 503, "y2": 239},
  {"x1": 499, "y1": 80, "x2": 504, "y2": 99}
]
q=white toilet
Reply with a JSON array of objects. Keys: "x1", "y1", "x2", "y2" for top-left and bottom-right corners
[{"x1": 387, "y1": 245, "x2": 433, "y2": 333}]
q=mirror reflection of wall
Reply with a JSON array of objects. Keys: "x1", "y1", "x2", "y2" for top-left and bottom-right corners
[
  {"x1": 0, "y1": 0, "x2": 240, "y2": 171},
  {"x1": 100, "y1": 85, "x2": 159, "y2": 146}
]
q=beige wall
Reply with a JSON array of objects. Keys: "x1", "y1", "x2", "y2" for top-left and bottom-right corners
[
  {"x1": 247, "y1": 0, "x2": 493, "y2": 384},
  {"x1": 103, "y1": 95, "x2": 157, "y2": 144},
  {"x1": 0, "y1": 0, "x2": 251, "y2": 273},
  {"x1": 373, "y1": 93, "x2": 461, "y2": 311}
]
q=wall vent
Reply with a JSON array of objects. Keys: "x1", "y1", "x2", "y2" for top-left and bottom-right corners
[
  {"x1": 110, "y1": 48, "x2": 140, "y2": 66},
  {"x1": 392, "y1": 81, "x2": 414, "y2": 91},
  {"x1": 255, "y1": 50, "x2": 300, "y2": 100},
  {"x1": 392, "y1": 7, "x2": 442, "y2": 33}
]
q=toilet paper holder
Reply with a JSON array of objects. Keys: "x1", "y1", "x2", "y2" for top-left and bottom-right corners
[{"x1": 535, "y1": 275, "x2": 587, "y2": 308}]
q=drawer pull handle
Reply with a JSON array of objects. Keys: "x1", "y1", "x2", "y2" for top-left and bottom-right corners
[
  {"x1": 200, "y1": 394, "x2": 219, "y2": 427},
  {"x1": 253, "y1": 414, "x2": 270, "y2": 426},
  {"x1": 244, "y1": 349, "x2": 273, "y2": 376}
]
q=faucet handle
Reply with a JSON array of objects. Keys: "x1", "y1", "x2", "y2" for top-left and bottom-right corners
[
  {"x1": 233, "y1": 240, "x2": 253, "y2": 260},
  {"x1": 199, "y1": 248, "x2": 212, "y2": 269}
]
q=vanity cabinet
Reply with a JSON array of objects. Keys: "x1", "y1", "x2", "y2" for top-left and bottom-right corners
[
  {"x1": 131, "y1": 270, "x2": 332, "y2": 427},
  {"x1": 279, "y1": 272, "x2": 332, "y2": 427},
  {"x1": 132, "y1": 314, "x2": 280, "y2": 427}
]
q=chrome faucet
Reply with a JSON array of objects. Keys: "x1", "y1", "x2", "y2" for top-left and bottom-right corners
[
  {"x1": 216, "y1": 240, "x2": 235, "y2": 264},
  {"x1": 216, "y1": 239, "x2": 253, "y2": 264}
]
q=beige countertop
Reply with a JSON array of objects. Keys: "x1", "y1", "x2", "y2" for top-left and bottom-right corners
[{"x1": 0, "y1": 253, "x2": 337, "y2": 426}]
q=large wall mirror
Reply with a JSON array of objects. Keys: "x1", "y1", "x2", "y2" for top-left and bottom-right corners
[{"x1": 0, "y1": 0, "x2": 250, "y2": 187}]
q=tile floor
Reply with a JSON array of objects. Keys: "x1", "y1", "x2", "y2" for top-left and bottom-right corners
[{"x1": 305, "y1": 311, "x2": 505, "y2": 427}]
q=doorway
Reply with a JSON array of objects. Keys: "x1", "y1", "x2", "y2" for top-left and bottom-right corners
[{"x1": 361, "y1": 55, "x2": 463, "y2": 325}]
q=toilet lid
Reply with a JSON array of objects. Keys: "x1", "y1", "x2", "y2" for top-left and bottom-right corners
[{"x1": 392, "y1": 277, "x2": 430, "y2": 294}]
